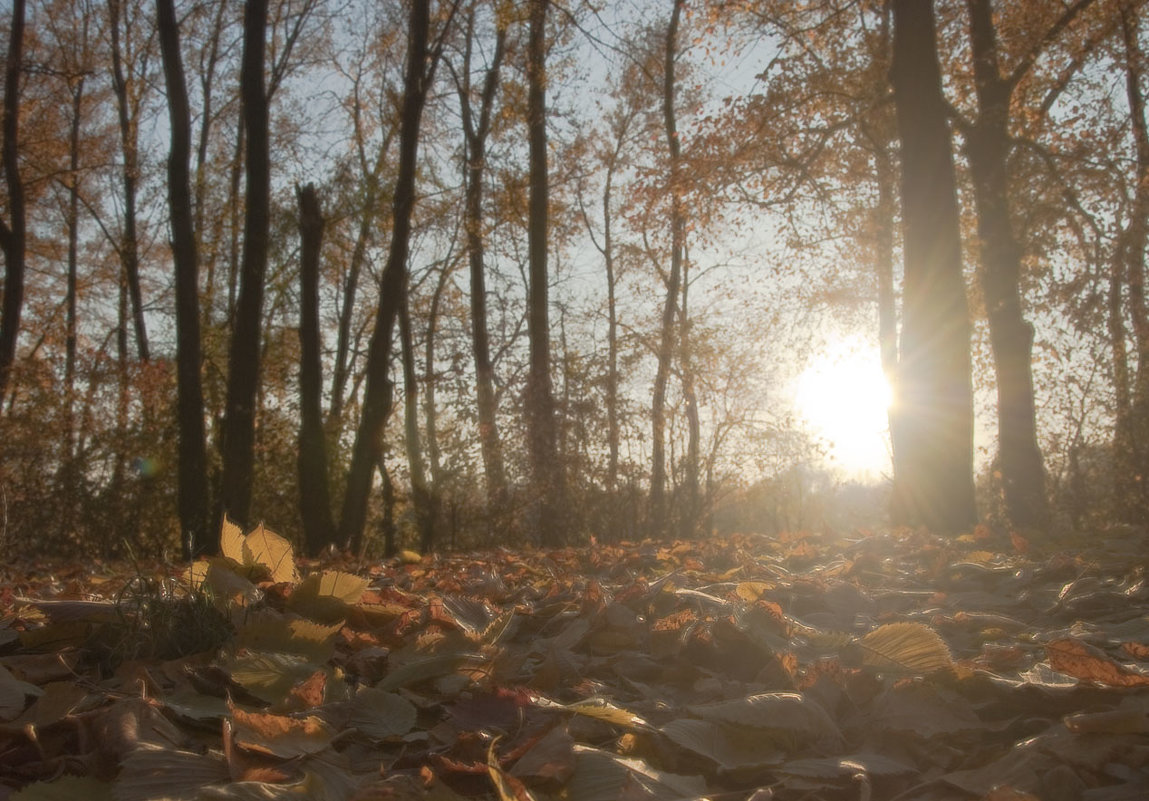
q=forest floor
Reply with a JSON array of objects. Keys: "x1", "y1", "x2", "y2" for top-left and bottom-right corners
[{"x1": 1, "y1": 524, "x2": 1149, "y2": 801}]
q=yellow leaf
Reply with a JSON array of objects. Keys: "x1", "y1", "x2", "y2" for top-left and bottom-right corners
[
  {"x1": 735, "y1": 581, "x2": 773, "y2": 601},
  {"x1": 849, "y1": 622, "x2": 953, "y2": 674},
  {"x1": 242, "y1": 523, "x2": 298, "y2": 584},
  {"x1": 220, "y1": 516, "x2": 246, "y2": 564}
]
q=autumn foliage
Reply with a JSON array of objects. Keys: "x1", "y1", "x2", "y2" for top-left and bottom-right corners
[{"x1": 2, "y1": 522, "x2": 1149, "y2": 799}]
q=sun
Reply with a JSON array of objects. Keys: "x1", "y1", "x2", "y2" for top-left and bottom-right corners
[{"x1": 794, "y1": 337, "x2": 892, "y2": 477}]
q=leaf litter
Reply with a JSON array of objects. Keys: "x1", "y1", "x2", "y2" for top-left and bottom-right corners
[{"x1": 2, "y1": 524, "x2": 1149, "y2": 799}]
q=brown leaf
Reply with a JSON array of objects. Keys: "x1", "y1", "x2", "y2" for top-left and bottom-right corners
[{"x1": 1046, "y1": 638, "x2": 1149, "y2": 688}]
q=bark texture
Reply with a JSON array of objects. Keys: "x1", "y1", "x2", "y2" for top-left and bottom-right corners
[
  {"x1": 218, "y1": 0, "x2": 272, "y2": 528},
  {"x1": 296, "y1": 184, "x2": 337, "y2": 555},
  {"x1": 0, "y1": 0, "x2": 27, "y2": 405},
  {"x1": 889, "y1": 0, "x2": 978, "y2": 532},
  {"x1": 157, "y1": 0, "x2": 211, "y2": 556},
  {"x1": 525, "y1": 0, "x2": 563, "y2": 546},
  {"x1": 964, "y1": 0, "x2": 1049, "y2": 529}
]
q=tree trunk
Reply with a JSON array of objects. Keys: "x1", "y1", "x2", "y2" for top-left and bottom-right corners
[
  {"x1": 219, "y1": 0, "x2": 271, "y2": 528},
  {"x1": 424, "y1": 262, "x2": 450, "y2": 544},
  {"x1": 650, "y1": 0, "x2": 685, "y2": 540},
  {"x1": 680, "y1": 247, "x2": 700, "y2": 539},
  {"x1": 399, "y1": 280, "x2": 433, "y2": 553},
  {"x1": 65, "y1": 70, "x2": 86, "y2": 463},
  {"x1": 193, "y1": 0, "x2": 228, "y2": 328},
  {"x1": 874, "y1": 148, "x2": 904, "y2": 490},
  {"x1": 457, "y1": 8, "x2": 508, "y2": 519},
  {"x1": 1119, "y1": 0, "x2": 1149, "y2": 519},
  {"x1": 340, "y1": 0, "x2": 438, "y2": 553},
  {"x1": 525, "y1": 0, "x2": 563, "y2": 546},
  {"x1": 108, "y1": 0, "x2": 149, "y2": 362},
  {"x1": 889, "y1": 0, "x2": 977, "y2": 533},
  {"x1": 327, "y1": 141, "x2": 389, "y2": 435},
  {"x1": 964, "y1": 0, "x2": 1049, "y2": 530},
  {"x1": 296, "y1": 184, "x2": 337, "y2": 555},
  {"x1": 0, "y1": 0, "x2": 27, "y2": 406},
  {"x1": 157, "y1": 0, "x2": 211, "y2": 557}
]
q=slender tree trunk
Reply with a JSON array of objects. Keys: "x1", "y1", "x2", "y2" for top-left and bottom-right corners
[
  {"x1": 680, "y1": 248, "x2": 700, "y2": 539},
  {"x1": 964, "y1": 0, "x2": 1049, "y2": 530},
  {"x1": 108, "y1": 0, "x2": 149, "y2": 362},
  {"x1": 874, "y1": 149, "x2": 903, "y2": 487},
  {"x1": 399, "y1": 280, "x2": 433, "y2": 552},
  {"x1": 296, "y1": 184, "x2": 336, "y2": 555},
  {"x1": 328, "y1": 142, "x2": 389, "y2": 435},
  {"x1": 65, "y1": 72, "x2": 86, "y2": 464},
  {"x1": 379, "y1": 457, "x2": 396, "y2": 558},
  {"x1": 340, "y1": 0, "x2": 439, "y2": 552},
  {"x1": 650, "y1": 0, "x2": 685, "y2": 540},
  {"x1": 457, "y1": 8, "x2": 508, "y2": 517},
  {"x1": 0, "y1": 0, "x2": 27, "y2": 406},
  {"x1": 194, "y1": 0, "x2": 227, "y2": 328},
  {"x1": 889, "y1": 0, "x2": 977, "y2": 533},
  {"x1": 603, "y1": 172, "x2": 620, "y2": 498},
  {"x1": 157, "y1": 0, "x2": 211, "y2": 557},
  {"x1": 525, "y1": 0, "x2": 562, "y2": 546},
  {"x1": 1119, "y1": 1, "x2": 1149, "y2": 518},
  {"x1": 218, "y1": 0, "x2": 271, "y2": 528},
  {"x1": 424, "y1": 262, "x2": 449, "y2": 542}
]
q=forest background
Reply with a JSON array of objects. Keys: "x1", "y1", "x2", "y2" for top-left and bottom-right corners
[{"x1": 0, "y1": 0, "x2": 1144, "y2": 560}]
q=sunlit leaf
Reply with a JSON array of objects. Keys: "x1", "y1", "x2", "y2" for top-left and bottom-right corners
[
  {"x1": 845, "y1": 622, "x2": 953, "y2": 674},
  {"x1": 220, "y1": 516, "x2": 246, "y2": 564},
  {"x1": 532, "y1": 695, "x2": 648, "y2": 729},
  {"x1": 242, "y1": 524, "x2": 298, "y2": 584}
]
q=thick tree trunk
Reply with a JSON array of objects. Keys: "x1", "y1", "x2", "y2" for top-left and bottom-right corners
[
  {"x1": 157, "y1": 0, "x2": 211, "y2": 557},
  {"x1": 650, "y1": 0, "x2": 686, "y2": 540},
  {"x1": 219, "y1": 0, "x2": 271, "y2": 528},
  {"x1": 340, "y1": 0, "x2": 436, "y2": 553},
  {"x1": 525, "y1": 0, "x2": 563, "y2": 546},
  {"x1": 458, "y1": 9, "x2": 509, "y2": 518},
  {"x1": 889, "y1": 0, "x2": 977, "y2": 533},
  {"x1": 964, "y1": 0, "x2": 1049, "y2": 530},
  {"x1": 0, "y1": 0, "x2": 27, "y2": 406},
  {"x1": 108, "y1": 0, "x2": 149, "y2": 362},
  {"x1": 296, "y1": 184, "x2": 336, "y2": 555}
]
